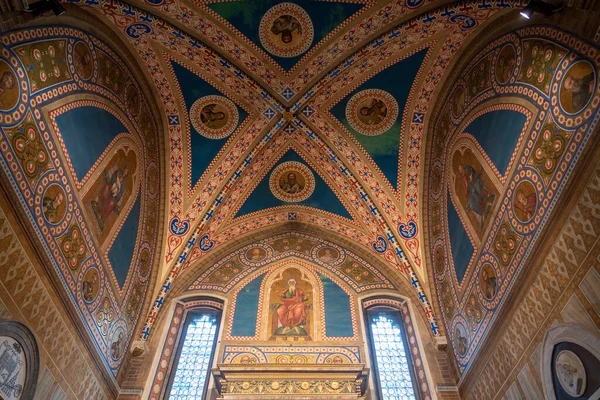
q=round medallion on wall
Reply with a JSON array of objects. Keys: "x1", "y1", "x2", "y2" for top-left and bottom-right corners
[
  {"x1": 41, "y1": 184, "x2": 67, "y2": 225},
  {"x1": 559, "y1": 60, "x2": 595, "y2": 115},
  {"x1": 0, "y1": 59, "x2": 20, "y2": 112},
  {"x1": 495, "y1": 44, "x2": 516, "y2": 84},
  {"x1": 189, "y1": 95, "x2": 239, "y2": 139},
  {"x1": 345, "y1": 89, "x2": 399, "y2": 136},
  {"x1": 73, "y1": 41, "x2": 93, "y2": 80},
  {"x1": 126, "y1": 85, "x2": 140, "y2": 116},
  {"x1": 454, "y1": 324, "x2": 468, "y2": 357},
  {"x1": 451, "y1": 86, "x2": 465, "y2": 117},
  {"x1": 512, "y1": 180, "x2": 537, "y2": 223},
  {"x1": 269, "y1": 161, "x2": 315, "y2": 202},
  {"x1": 259, "y1": 3, "x2": 314, "y2": 58},
  {"x1": 81, "y1": 267, "x2": 100, "y2": 303},
  {"x1": 479, "y1": 263, "x2": 497, "y2": 300},
  {"x1": 555, "y1": 350, "x2": 586, "y2": 397}
]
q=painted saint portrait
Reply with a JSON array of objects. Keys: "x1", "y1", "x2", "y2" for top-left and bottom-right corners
[
  {"x1": 269, "y1": 161, "x2": 315, "y2": 202},
  {"x1": 560, "y1": 60, "x2": 595, "y2": 114},
  {"x1": 82, "y1": 268, "x2": 99, "y2": 302},
  {"x1": 126, "y1": 85, "x2": 140, "y2": 116},
  {"x1": 513, "y1": 181, "x2": 537, "y2": 222},
  {"x1": 190, "y1": 95, "x2": 239, "y2": 139},
  {"x1": 556, "y1": 350, "x2": 586, "y2": 397},
  {"x1": 480, "y1": 263, "x2": 497, "y2": 300},
  {"x1": 269, "y1": 268, "x2": 312, "y2": 339},
  {"x1": 451, "y1": 86, "x2": 465, "y2": 116},
  {"x1": 317, "y1": 247, "x2": 339, "y2": 263},
  {"x1": 73, "y1": 41, "x2": 93, "y2": 80},
  {"x1": 84, "y1": 148, "x2": 137, "y2": 243},
  {"x1": 139, "y1": 248, "x2": 150, "y2": 276},
  {"x1": 346, "y1": 89, "x2": 399, "y2": 136},
  {"x1": 279, "y1": 172, "x2": 304, "y2": 194},
  {"x1": 246, "y1": 247, "x2": 267, "y2": 262},
  {"x1": 110, "y1": 330, "x2": 124, "y2": 360},
  {"x1": 271, "y1": 15, "x2": 302, "y2": 45},
  {"x1": 259, "y1": 3, "x2": 313, "y2": 58},
  {"x1": 454, "y1": 324, "x2": 468, "y2": 356},
  {"x1": 496, "y1": 44, "x2": 516, "y2": 84},
  {"x1": 452, "y1": 148, "x2": 499, "y2": 237},
  {"x1": 435, "y1": 246, "x2": 445, "y2": 274},
  {"x1": 42, "y1": 184, "x2": 66, "y2": 224},
  {"x1": 0, "y1": 60, "x2": 18, "y2": 111}
]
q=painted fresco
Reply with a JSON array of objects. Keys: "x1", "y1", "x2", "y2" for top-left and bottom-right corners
[
  {"x1": 267, "y1": 267, "x2": 313, "y2": 340},
  {"x1": 83, "y1": 146, "x2": 138, "y2": 244},
  {"x1": 0, "y1": 60, "x2": 19, "y2": 111},
  {"x1": 426, "y1": 26, "x2": 599, "y2": 375},
  {"x1": 0, "y1": 26, "x2": 161, "y2": 378},
  {"x1": 450, "y1": 146, "x2": 499, "y2": 240}
]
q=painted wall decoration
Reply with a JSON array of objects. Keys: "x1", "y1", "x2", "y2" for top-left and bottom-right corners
[
  {"x1": 269, "y1": 161, "x2": 315, "y2": 202},
  {"x1": 345, "y1": 89, "x2": 399, "y2": 136},
  {"x1": 259, "y1": 3, "x2": 314, "y2": 58},
  {"x1": 426, "y1": 26, "x2": 600, "y2": 374},
  {"x1": 267, "y1": 267, "x2": 313, "y2": 340},
  {"x1": 0, "y1": 26, "x2": 162, "y2": 379},
  {"x1": 189, "y1": 95, "x2": 240, "y2": 140},
  {"x1": 0, "y1": 337, "x2": 26, "y2": 400}
]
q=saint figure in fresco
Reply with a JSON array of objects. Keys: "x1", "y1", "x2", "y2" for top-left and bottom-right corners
[
  {"x1": 319, "y1": 248, "x2": 337, "y2": 263},
  {"x1": 457, "y1": 163, "x2": 495, "y2": 229},
  {"x1": 74, "y1": 47, "x2": 92, "y2": 76},
  {"x1": 563, "y1": 72, "x2": 594, "y2": 112},
  {"x1": 481, "y1": 268, "x2": 497, "y2": 299},
  {"x1": 359, "y1": 98, "x2": 387, "y2": 125},
  {"x1": 515, "y1": 188, "x2": 536, "y2": 221},
  {"x1": 280, "y1": 173, "x2": 303, "y2": 194},
  {"x1": 455, "y1": 327, "x2": 468, "y2": 356},
  {"x1": 42, "y1": 191, "x2": 64, "y2": 223},
  {"x1": 91, "y1": 164, "x2": 130, "y2": 232},
  {"x1": 273, "y1": 278, "x2": 309, "y2": 336},
  {"x1": 248, "y1": 248, "x2": 265, "y2": 261},
  {"x1": 0, "y1": 71, "x2": 16, "y2": 97},
  {"x1": 200, "y1": 104, "x2": 225, "y2": 129},
  {"x1": 82, "y1": 273, "x2": 98, "y2": 302},
  {"x1": 110, "y1": 332, "x2": 124, "y2": 359},
  {"x1": 271, "y1": 15, "x2": 302, "y2": 44}
]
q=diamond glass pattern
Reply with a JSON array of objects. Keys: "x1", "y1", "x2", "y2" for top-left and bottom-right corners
[
  {"x1": 169, "y1": 314, "x2": 218, "y2": 400},
  {"x1": 370, "y1": 312, "x2": 416, "y2": 400}
]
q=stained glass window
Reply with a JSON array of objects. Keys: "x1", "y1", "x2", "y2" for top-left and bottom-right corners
[
  {"x1": 367, "y1": 309, "x2": 418, "y2": 400},
  {"x1": 168, "y1": 311, "x2": 220, "y2": 400}
]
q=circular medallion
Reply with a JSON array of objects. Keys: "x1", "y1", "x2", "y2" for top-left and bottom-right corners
[
  {"x1": 513, "y1": 180, "x2": 537, "y2": 223},
  {"x1": 556, "y1": 350, "x2": 586, "y2": 397},
  {"x1": 109, "y1": 327, "x2": 126, "y2": 361},
  {"x1": 496, "y1": 44, "x2": 516, "y2": 84},
  {"x1": 479, "y1": 263, "x2": 497, "y2": 300},
  {"x1": 454, "y1": 324, "x2": 468, "y2": 356},
  {"x1": 560, "y1": 60, "x2": 595, "y2": 115},
  {"x1": 82, "y1": 267, "x2": 100, "y2": 303},
  {"x1": 317, "y1": 246, "x2": 339, "y2": 264},
  {"x1": 259, "y1": 3, "x2": 314, "y2": 58},
  {"x1": 73, "y1": 41, "x2": 93, "y2": 80},
  {"x1": 435, "y1": 246, "x2": 445, "y2": 275},
  {"x1": 244, "y1": 247, "x2": 267, "y2": 263},
  {"x1": 42, "y1": 184, "x2": 67, "y2": 225},
  {"x1": 345, "y1": 89, "x2": 399, "y2": 136},
  {"x1": 190, "y1": 95, "x2": 239, "y2": 139},
  {"x1": 269, "y1": 161, "x2": 315, "y2": 202},
  {"x1": 0, "y1": 59, "x2": 19, "y2": 111},
  {"x1": 139, "y1": 248, "x2": 150, "y2": 277}
]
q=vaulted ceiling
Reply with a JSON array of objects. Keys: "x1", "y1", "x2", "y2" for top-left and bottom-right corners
[{"x1": 3, "y1": 0, "x2": 598, "y2": 389}]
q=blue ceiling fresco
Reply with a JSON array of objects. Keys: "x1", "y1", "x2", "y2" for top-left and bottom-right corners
[
  {"x1": 235, "y1": 149, "x2": 353, "y2": 219},
  {"x1": 207, "y1": 0, "x2": 364, "y2": 70},
  {"x1": 170, "y1": 61, "x2": 248, "y2": 188},
  {"x1": 330, "y1": 48, "x2": 428, "y2": 190}
]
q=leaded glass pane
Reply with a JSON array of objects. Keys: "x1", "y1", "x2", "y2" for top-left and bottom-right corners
[
  {"x1": 169, "y1": 313, "x2": 218, "y2": 400},
  {"x1": 370, "y1": 312, "x2": 416, "y2": 400}
]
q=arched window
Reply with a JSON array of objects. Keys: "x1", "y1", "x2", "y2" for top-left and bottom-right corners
[
  {"x1": 364, "y1": 299, "x2": 425, "y2": 400},
  {"x1": 163, "y1": 306, "x2": 222, "y2": 400}
]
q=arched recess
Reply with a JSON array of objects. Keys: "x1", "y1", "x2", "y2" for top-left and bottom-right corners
[
  {"x1": 540, "y1": 324, "x2": 600, "y2": 400},
  {"x1": 423, "y1": 22, "x2": 600, "y2": 376},
  {"x1": 141, "y1": 225, "x2": 442, "y2": 399},
  {"x1": 0, "y1": 8, "x2": 166, "y2": 384},
  {"x1": 0, "y1": 320, "x2": 40, "y2": 400}
]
